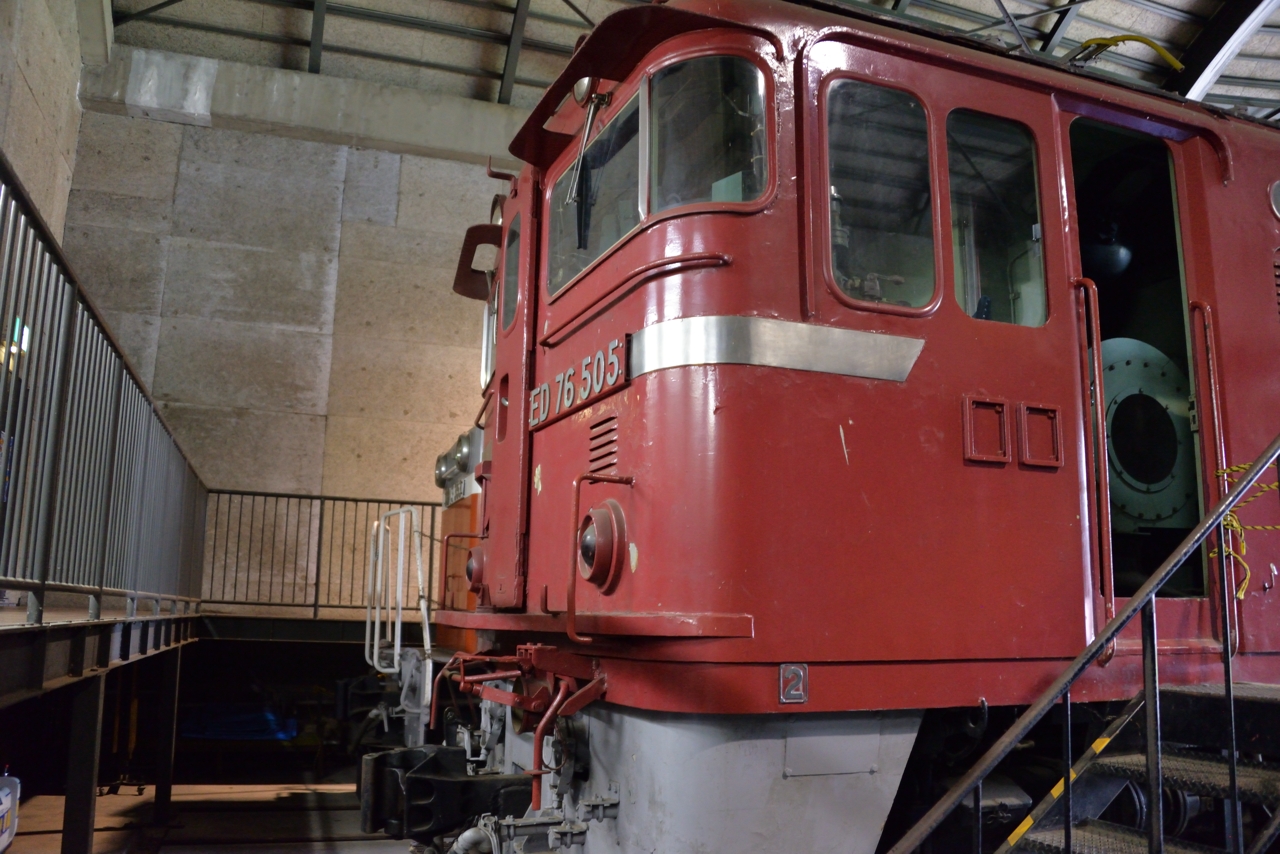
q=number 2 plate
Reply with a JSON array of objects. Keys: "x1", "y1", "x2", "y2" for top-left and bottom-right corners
[{"x1": 780, "y1": 663, "x2": 809, "y2": 704}]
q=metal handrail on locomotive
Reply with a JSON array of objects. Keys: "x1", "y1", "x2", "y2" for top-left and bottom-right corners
[{"x1": 360, "y1": 2, "x2": 1280, "y2": 852}]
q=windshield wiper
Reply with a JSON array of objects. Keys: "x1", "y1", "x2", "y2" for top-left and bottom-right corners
[{"x1": 569, "y1": 92, "x2": 610, "y2": 251}]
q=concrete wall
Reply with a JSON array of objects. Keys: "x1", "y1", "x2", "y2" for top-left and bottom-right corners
[
  {"x1": 0, "y1": 0, "x2": 84, "y2": 236},
  {"x1": 64, "y1": 110, "x2": 503, "y2": 500}
]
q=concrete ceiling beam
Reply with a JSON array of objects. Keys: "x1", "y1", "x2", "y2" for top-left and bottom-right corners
[
  {"x1": 76, "y1": 0, "x2": 114, "y2": 65},
  {"x1": 79, "y1": 46, "x2": 531, "y2": 169}
]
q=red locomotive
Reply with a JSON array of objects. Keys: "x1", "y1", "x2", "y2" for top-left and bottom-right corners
[{"x1": 362, "y1": 1, "x2": 1280, "y2": 851}]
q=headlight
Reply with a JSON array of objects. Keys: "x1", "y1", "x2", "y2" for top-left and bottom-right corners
[
  {"x1": 453, "y1": 434, "x2": 471, "y2": 469},
  {"x1": 466, "y1": 546, "x2": 485, "y2": 589},
  {"x1": 577, "y1": 499, "x2": 626, "y2": 594},
  {"x1": 434, "y1": 453, "x2": 450, "y2": 488}
]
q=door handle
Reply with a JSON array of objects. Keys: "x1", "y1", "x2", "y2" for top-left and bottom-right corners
[
  {"x1": 1191, "y1": 300, "x2": 1239, "y2": 652},
  {"x1": 1190, "y1": 301, "x2": 1228, "y2": 497},
  {"x1": 1074, "y1": 278, "x2": 1116, "y2": 639}
]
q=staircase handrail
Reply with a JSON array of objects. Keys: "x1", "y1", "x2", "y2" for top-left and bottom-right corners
[{"x1": 887, "y1": 427, "x2": 1280, "y2": 853}]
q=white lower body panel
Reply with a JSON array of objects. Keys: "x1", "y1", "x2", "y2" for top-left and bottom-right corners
[{"x1": 506, "y1": 704, "x2": 921, "y2": 854}]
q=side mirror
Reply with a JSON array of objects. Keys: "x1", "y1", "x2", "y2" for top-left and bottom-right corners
[{"x1": 453, "y1": 224, "x2": 503, "y2": 300}]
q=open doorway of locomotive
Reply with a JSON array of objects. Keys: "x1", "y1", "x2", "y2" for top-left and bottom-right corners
[{"x1": 1069, "y1": 119, "x2": 1205, "y2": 599}]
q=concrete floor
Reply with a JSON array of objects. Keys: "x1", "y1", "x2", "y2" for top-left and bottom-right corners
[{"x1": 11, "y1": 782, "x2": 410, "y2": 853}]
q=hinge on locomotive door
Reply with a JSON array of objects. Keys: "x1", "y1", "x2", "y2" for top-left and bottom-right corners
[{"x1": 1188, "y1": 394, "x2": 1199, "y2": 433}]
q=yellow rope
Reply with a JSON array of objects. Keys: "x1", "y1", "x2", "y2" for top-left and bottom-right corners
[
  {"x1": 1208, "y1": 511, "x2": 1251, "y2": 599},
  {"x1": 1208, "y1": 464, "x2": 1280, "y2": 599},
  {"x1": 1217, "y1": 464, "x2": 1280, "y2": 518}
]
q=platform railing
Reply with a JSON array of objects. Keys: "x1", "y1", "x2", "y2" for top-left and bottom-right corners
[
  {"x1": 201, "y1": 491, "x2": 442, "y2": 619},
  {"x1": 0, "y1": 152, "x2": 206, "y2": 625},
  {"x1": 886, "y1": 427, "x2": 1280, "y2": 854}
]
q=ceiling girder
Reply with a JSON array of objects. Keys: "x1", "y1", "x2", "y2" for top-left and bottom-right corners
[
  {"x1": 129, "y1": 14, "x2": 552, "y2": 88},
  {"x1": 1163, "y1": 0, "x2": 1280, "y2": 100},
  {"x1": 1040, "y1": 4, "x2": 1082, "y2": 54},
  {"x1": 498, "y1": 0, "x2": 531, "y2": 104},
  {"x1": 112, "y1": 0, "x2": 186, "y2": 26},
  {"x1": 307, "y1": 0, "x2": 326, "y2": 73}
]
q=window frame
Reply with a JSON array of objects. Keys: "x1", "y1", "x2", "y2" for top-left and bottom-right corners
[
  {"x1": 544, "y1": 90, "x2": 644, "y2": 300},
  {"x1": 479, "y1": 278, "x2": 498, "y2": 389},
  {"x1": 541, "y1": 34, "x2": 778, "y2": 305},
  {"x1": 945, "y1": 106, "x2": 1048, "y2": 328},
  {"x1": 818, "y1": 69, "x2": 944, "y2": 318},
  {"x1": 499, "y1": 211, "x2": 522, "y2": 334}
]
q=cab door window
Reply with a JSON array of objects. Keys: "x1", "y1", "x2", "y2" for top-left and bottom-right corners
[
  {"x1": 826, "y1": 78, "x2": 935, "y2": 309},
  {"x1": 947, "y1": 110, "x2": 1046, "y2": 326}
]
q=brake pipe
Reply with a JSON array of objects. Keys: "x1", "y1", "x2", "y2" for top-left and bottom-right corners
[{"x1": 529, "y1": 677, "x2": 573, "y2": 811}]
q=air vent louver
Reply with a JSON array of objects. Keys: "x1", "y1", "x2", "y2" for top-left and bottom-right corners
[{"x1": 588, "y1": 415, "x2": 618, "y2": 474}]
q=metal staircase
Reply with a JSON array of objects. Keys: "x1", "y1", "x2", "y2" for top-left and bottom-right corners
[
  {"x1": 886, "y1": 430, "x2": 1280, "y2": 854},
  {"x1": 1002, "y1": 684, "x2": 1280, "y2": 853}
]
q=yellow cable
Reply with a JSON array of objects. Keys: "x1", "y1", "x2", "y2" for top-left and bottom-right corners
[{"x1": 1078, "y1": 36, "x2": 1185, "y2": 72}]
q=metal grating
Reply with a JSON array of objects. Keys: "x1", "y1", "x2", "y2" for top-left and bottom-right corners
[
  {"x1": 1090, "y1": 749, "x2": 1280, "y2": 805},
  {"x1": 1020, "y1": 820, "x2": 1222, "y2": 854},
  {"x1": 588, "y1": 414, "x2": 618, "y2": 474}
]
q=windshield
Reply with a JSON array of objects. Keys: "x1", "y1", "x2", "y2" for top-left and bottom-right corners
[
  {"x1": 651, "y1": 55, "x2": 767, "y2": 212},
  {"x1": 545, "y1": 55, "x2": 771, "y2": 298},
  {"x1": 547, "y1": 96, "x2": 641, "y2": 296}
]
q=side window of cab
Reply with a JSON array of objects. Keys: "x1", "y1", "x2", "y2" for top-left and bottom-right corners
[
  {"x1": 947, "y1": 110, "x2": 1046, "y2": 326},
  {"x1": 825, "y1": 78, "x2": 936, "y2": 312},
  {"x1": 821, "y1": 75, "x2": 1047, "y2": 327}
]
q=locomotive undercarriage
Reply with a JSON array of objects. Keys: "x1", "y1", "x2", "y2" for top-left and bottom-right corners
[
  {"x1": 359, "y1": 644, "x2": 922, "y2": 853},
  {"x1": 361, "y1": 645, "x2": 1280, "y2": 853}
]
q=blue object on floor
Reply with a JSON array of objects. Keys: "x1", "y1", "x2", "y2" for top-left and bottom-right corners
[{"x1": 180, "y1": 703, "x2": 299, "y2": 741}]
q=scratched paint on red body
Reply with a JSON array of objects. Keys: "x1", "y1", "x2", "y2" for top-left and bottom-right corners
[{"x1": 452, "y1": 0, "x2": 1280, "y2": 714}]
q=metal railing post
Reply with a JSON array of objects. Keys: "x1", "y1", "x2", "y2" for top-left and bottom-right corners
[
  {"x1": 312, "y1": 498, "x2": 324, "y2": 618},
  {"x1": 90, "y1": 361, "x2": 125, "y2": 621},
  {"x1": 1063, "y1": 687, "x2": 1072, "y2": 853},
  {"x1": 1219, "y1": 520, "x2": 1243, "y2": 853},
  {"x1": 972, "y1": 778, "x2": 982, "y2": 853},
  {"x1": 1142, "y1": 600, "x2": 1163, "y2": 854},
  {"x1": 27, "y1": 286, "x2": 76, "y2": 625}
]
